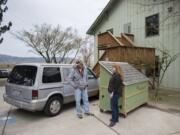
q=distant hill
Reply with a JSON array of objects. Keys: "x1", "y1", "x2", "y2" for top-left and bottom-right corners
[
  {"x1": 0, "y1": 54, "x2": 73, "y2": 64},
  {"x1": 0, "y1": 54, "x2": 44, "y2": 64}
]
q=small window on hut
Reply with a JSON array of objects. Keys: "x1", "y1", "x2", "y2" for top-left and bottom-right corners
[{"x1": 145, "y1": 14, "x2": 159, "y2": 37}]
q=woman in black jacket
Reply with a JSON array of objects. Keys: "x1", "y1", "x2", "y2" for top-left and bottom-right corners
[{"x1": 108, "y1": 64, "x2": 124, "y2": 127}]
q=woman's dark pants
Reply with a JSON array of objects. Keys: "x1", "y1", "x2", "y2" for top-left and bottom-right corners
[{"x1": 111, "y1": 94, "x2": 120, "y2": 122}]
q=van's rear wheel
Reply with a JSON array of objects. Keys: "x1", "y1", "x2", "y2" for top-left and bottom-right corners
[{"x1": 44, "y1": 96, "x2": 63, "y2": 116}]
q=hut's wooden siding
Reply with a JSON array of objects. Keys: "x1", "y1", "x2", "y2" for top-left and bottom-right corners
[{"x1": 93, "y1": 46, "x2": 155, "y2": 77}]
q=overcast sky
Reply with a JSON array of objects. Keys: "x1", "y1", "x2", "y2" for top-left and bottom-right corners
[{"x1": 0, "y1": 0, "x2": 109, "y2": 57}]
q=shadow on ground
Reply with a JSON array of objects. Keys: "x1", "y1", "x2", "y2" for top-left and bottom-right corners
[{"x1": 1, "y1": 96, "x2": 99, "y2": 122}]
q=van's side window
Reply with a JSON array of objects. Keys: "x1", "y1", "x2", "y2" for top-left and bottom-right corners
[{"x1": 42, "y1": 67, "x2": 61, "y2": 83}]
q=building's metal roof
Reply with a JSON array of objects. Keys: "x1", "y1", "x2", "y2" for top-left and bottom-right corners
[
  {"x1": 99, "y1": 61, "x2": 149, "y2": 85},
  {"x1": 86, "y1": 0, "x2": 119, "y2": 35}
]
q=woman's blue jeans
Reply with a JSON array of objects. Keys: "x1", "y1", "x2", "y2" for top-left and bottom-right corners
[{"x1": 111, "y1": 94, "x2": 120, "y2": 122}]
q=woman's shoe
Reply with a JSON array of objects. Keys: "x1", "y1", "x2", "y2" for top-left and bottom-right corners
[
  {"x1": 110, "y1": 119, "x2": 119, "y2": 123},
  {"x1": 109, "y1": 122, "x2": 116, "y2": 127}
]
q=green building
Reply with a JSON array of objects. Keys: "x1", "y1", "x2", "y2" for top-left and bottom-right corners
[{"x1": 87, "y1": 0, "x2": 180, "y2": 91}]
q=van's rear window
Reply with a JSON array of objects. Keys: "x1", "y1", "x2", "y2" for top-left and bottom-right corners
[{"x1": 8, "y1": 66, "x2": 37, "y2": 86}]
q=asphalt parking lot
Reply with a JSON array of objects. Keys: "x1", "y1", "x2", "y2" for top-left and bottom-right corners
[{"x1": 0, "y1": 86, "x2": 180, "y2": 135}]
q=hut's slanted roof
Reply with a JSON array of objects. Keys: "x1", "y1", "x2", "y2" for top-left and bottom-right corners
[{"x1": 99, "y1": 61, "x2": 149, "y2": 85}]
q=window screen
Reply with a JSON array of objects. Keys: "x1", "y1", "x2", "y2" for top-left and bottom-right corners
[
  {"x1": 43, "y1": 67, "x2": 61, "y2": 83},
  {"x1": 145, "y1": 14, "x2": 159, "y2": 37},
  {"x1": 124, "y1": 22, "x2": 131, "y2": 33}
]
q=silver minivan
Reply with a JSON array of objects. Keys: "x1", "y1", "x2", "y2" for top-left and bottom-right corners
[{"x1": 3, "y1": 63, "x2": 99, "y2": 116}]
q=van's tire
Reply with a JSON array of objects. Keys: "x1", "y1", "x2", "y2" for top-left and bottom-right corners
[{"x1": 44, "y1": 96, "x2": 63, "y2": 117}]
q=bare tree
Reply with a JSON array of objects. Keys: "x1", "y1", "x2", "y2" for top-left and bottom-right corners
[
  {"x1": 155, "y1": 46, "x2": 180, "y2": 97},
  {"x1": 69, "y1": 37, "x2": 83, "y2": 64},
  {"x1": 13, "y1": 24, "x2": 81, "y2": 63},
  {"x1": 79, "y1": 36, "x2": 93, "y2": 67}
]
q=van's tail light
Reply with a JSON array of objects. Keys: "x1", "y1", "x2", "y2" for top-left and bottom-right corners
[{"x1": 32, "y1": 90, "x2": 38, "y2": 100}]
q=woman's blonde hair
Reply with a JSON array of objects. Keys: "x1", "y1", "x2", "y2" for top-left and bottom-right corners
[{"x1": 113, "y1": 63, "x2": 124, "y2": 81}]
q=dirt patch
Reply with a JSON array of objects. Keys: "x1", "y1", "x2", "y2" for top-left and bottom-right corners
[
  {"x1": 149, "y1": 90, "x2": 180, "y2": 109},
  {"x1": 147, "y1": 103, "x2": 180, "y2": 117}
]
